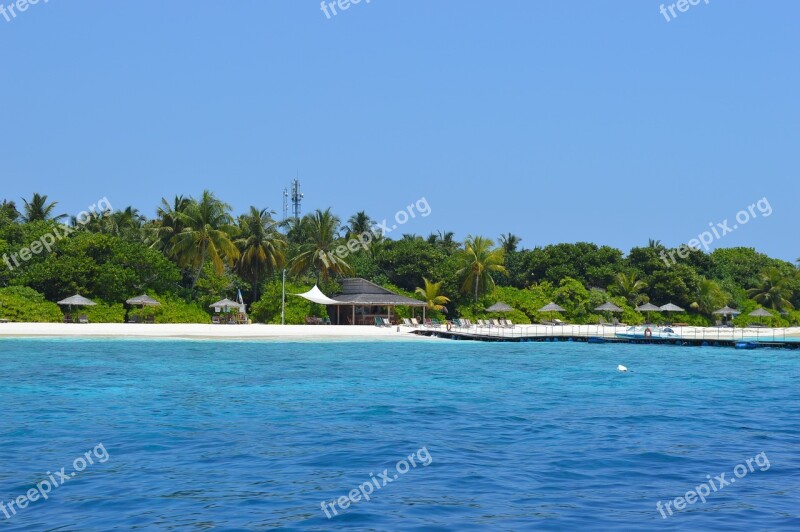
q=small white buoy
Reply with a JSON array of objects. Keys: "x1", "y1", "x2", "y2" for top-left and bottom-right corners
[{"x1": 617, "y1": 365, "x2": 628, "y2": 372}]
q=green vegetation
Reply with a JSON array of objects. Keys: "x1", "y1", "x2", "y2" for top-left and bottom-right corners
[{"x1": 1, "y1": 191, "x2": 799, "y2": 325}]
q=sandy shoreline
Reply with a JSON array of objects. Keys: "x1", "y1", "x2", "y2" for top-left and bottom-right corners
[
  {"x1": 0, "y1": 323, "x2": 436, "y2": 341},
  {"x1": 1, "y1": 322, "x2": 797, "y2": 343}
]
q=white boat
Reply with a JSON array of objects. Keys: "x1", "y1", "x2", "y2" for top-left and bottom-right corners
[{"x1": 615, "y1": 326, "x2": 681, "y2": 340}]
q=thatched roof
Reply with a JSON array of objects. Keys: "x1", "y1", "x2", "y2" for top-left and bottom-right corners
[
  {"x1": 486, "y1": 302, "x2": 514, "y2": 312},
  {"x1": 57, "y1": 294, "x2": 96, "y2": 306},
  {"x1": 332, "y1": 278, "x2": 427, "y2": 307},
  {"x1": 595, "y1": 302, "x2": 623, "y2": 313}
]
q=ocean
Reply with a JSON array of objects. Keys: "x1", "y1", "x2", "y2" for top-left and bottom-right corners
[{"x1": 1, "y1": 339, "x2": 798, "y2": 530}]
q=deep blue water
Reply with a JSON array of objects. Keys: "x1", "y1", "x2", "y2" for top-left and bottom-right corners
[{"x1": 1, "y1": 339, "x2": 799, "y2": 531}]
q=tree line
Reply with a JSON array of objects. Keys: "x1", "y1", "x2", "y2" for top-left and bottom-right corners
[{"x1": 0, "y1": 192, "x2": 798, "y2": 325}]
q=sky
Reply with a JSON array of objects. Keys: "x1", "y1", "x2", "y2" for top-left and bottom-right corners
[{"x1": 1, "y1": 1, "x2": 798, "y2": 261}]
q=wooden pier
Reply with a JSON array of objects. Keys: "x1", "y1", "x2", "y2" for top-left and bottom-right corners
[{"x1": 410, "y1": 324, "x2": 800, "y2": 350}]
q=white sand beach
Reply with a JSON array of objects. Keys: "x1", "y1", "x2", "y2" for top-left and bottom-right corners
[
  {"x1": 0, "y1": 323, "x2": 433, "y2": 340},
  {"x1": 1, "y1": 322, "x2": 798, "y2": 343}
]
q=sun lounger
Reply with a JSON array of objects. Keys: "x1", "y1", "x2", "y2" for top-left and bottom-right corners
[
  {"x1": 382, "y1": 318, "x2": 392, "y2": 326},
  {"x1": 431, "y1": 319, "x2": 442, "y2": 328},
  {"x1": 212, "y1": 316, "x2": 221, "y2": 324},
  {"x1": 410, "y1": 318, "x2": 420, "y2": 327},
  {"x1": 491, "y1": 319, "x2": 502, "y2": 327},
  {"x1": 78, "y1": 315, "x2": 89, "y2": 324}
]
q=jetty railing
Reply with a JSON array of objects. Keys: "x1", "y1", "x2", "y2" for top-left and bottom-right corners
[{"x1": 427, "y1": 323, "x2": 796, "y2": 344}]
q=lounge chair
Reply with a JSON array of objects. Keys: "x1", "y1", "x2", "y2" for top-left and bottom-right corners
[
  {"x1": 382, "y1": 318, "x2": 392, "y2": 326},
  {"x1": 145, "y1": 316, "x2": 155, "y2": 324},
  {"x1": 212, "y1": 316, "x2": 221, "y2": 324},
  {"x1": 63, "y1": 314, "x2": 73, "y2": 324},
  {"x1": 503, "y1": 319, "x2": 514, "y2": 328},
  {"x1": 491, "y1": 319, "x2": 502, "y2": 327},
  {"x1": 374, "y1": 317, "x2": 384, "y2": 327},
  {"x1": 402, "y1": 318, "x2": 412, "y2": 327},
  {"x1": 128, "y1": 315, "x2": 140, "y2": 324},
  {"x1": 78, "y1": 315, "x2": 89, "y2": 324},
  {"x1": 410, "y1": 318, "x2": 420, "y2": 327},
  {"x1": 431, "y1": 319, "x2": 442, "y2": 328},
  {"x1": 599, "y1": 317, "x2": 611, "y2": 326}
]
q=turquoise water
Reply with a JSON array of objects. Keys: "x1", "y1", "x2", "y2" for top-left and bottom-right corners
[{"x1": 1, "y1": 339, "x2": 798, "y2": 530}]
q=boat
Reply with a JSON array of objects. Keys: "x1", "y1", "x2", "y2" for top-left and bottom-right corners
[{"x1": 615, "y1": 326, "x2": 681, "y2": 340}]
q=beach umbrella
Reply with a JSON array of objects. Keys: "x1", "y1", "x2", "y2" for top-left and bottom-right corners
[
  {"x1": 595, "y1": 302, "x2": 623, "y2": 313},
  {"x1": 209, "y1": 298, "x2": 241, "y2": 313},
  {"x1": 125, "y1": 294, "x2": 161, "y2": 307},
  {"x1": 749, "y1": 308, "x2": 773, "y2": 325},
  {"x1": 636, "y1": 302, "x2": 661, "y2": 323},
  {"x1": 539, "y1": 302, "x2": 566, "y2": 313},
  {"x1": 57, "y1": 294, "x2": 97, "y2": 311},
  {"x1": 659, "y1": 303, "x2": 685, "y2": 313},
  {"x1": 485, "y1": 302, "x2": 514, "y2": 313},
  {"x1": 539, "y1": 302, "x2": 566, "y2": 323},
  {"x1": 713, "y1": 305, "x2": 740, "y2": 326},
  {"x1": 595, "y1": 302, "x2": 623, "y2": 324}
]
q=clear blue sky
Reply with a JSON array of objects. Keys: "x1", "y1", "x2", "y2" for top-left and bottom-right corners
[{"x1": 1, "y1": 1, "x2": 798, "y2": 260}]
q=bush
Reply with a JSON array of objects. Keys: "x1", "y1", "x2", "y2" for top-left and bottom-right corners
[
  {"x1": 250, "y1": 280, "x2": 327, "y2": 324},
  {"x1": 82, "y1": 303, "x2": 126, "y2": 323},
  {"x1": 129, "y1": 294, "x2": 211, "y2": 324},
  {"x1": 0, "y1": 286, "x2": 63, "y2": 322}
]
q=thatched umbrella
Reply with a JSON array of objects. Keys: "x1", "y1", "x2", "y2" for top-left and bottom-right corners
[
  {"x1": 539, "y1": 302, "x2": 566, "y2": 313},
  {"x1": 57, "y1": 294, "x2": 97, "y2": 312},
  {"x1": 595, "y1": 302, "x2": 623, "y2": 313},
  {"x1": 485, "y1": 302, "x2": 514, "y2": 313},
  {"x1": 539, "y1": 302, "x2": 566, "y2": 323},
  {"x1": 126, "y1": 294, "x2": 161, "y2": 307},
  {"x1": 595, "y1": 302, "x2": 623, "y2": 324},
  {"x1": 749, "y1": 308, "x2": 772, "y2": 325},
  {"x1": 210, "y1": 298, "x2": 242, "y2": 312},
  {"x1": 636, "y1": 302, "x2": 661, "y2": 323},
  {"x1": 713, "y1": 305, "x2": 740, "y2": 326},
  {"x1": 659, "y1": 303, "x2": 685, "y2": 313}
]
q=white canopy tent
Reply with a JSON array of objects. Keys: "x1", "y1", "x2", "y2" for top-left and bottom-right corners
[{"x1": 294, "y1": 285, "x2": 341, "y2": 305}]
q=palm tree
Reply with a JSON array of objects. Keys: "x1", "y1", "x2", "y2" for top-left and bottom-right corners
[
  {"x1": 170, "y1": 191, "x2": 240, "y2": 289},
  {"x1": 20, "y1": 193, "x2": 66, "y2": 222},
  {"x1": 427, "y1": 230, "x2": 459, "y2": 254},
  {"x1": 690, "y1": 277, "x2": 728, "y2": 314},
  {"x1": 235, "y1": 207, "x2": 286, "y2": 301},
  {"x1": 499, "y1": 233, "x2": 522, "y2": 253},
  {"x1": 0, "y1": 200, "x2": 19, "y2": 224},
  {"x1": 648, "y1": 239, "x2": 663, "y2": 249},
  {"x1": 609, "y1": 272, "x2": 648, "y2": 306},
  {"x1": 290, "y1": 208, "x2": 353, "y2": 282},
  {"x1": 747, "y1": 268, "x2": 795, "y2": 311},
  {"x1": 346, "y1": 211, "x2": 374, "y2": 239},
  {"x1": 457, "y1": 236, "x2": 507, "y2": 302},
  {"x1": 415, "y1": 278, "x2": 450, "y2": 318},
  {"x1": 150, "y1": 195, "x2": 191, "y2": 253}
]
